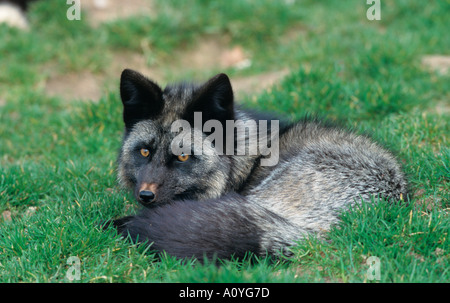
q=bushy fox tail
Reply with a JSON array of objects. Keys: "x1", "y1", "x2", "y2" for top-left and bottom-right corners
[{"x1": 110, "y1": 193, "x2": 307, "y2": 260}]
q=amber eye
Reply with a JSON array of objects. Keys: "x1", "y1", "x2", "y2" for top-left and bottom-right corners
[
  {"x1": 140, "y1": 148, "x2": 150, "y2": 158},
  {"x1": 177, "y1": 153, "x2": 189, "y2": 162}
]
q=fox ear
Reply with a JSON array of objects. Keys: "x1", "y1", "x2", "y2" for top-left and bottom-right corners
[
  {"x1": 186, "y1": 73, "x2": 234, "y2": 124},
  {"x1": 120, "y1": 69, "x2": 164, "y2": 130}
]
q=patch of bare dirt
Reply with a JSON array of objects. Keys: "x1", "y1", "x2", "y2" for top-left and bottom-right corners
[
  {"x1": 420, "y1": 55, "x2": 450, "y2": 116},
  {"x1": 432, "y1": 101, "x2": 450, "y2": 115},
  {"x1": 1, "y1": 210, "x2": 12, "y2": 222},
  {"x1": 45, "y1": 71, "x2": 104, "y2": 102},
  {"x1": 44, "y1": 36, "x2": 289, "y2": 102},
  {"x1": 177, "y1": 39, "x2": 251, "y2": 71},
  {"x1": 43, "y1": 2, "x2": 289, "y2": 102},
  {"x1": 231, "y1": 69, "x2": 290, "y2": 98},
  {"x1": 83, "y1": 0, "x2": 155, "y2": 27},
  {"x1": 422, "y1": 55, "x2": 450, "y2": 75}
]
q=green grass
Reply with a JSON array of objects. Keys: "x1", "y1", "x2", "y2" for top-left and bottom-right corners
[{"x1": 0, "y1": 0, "x2": 448, "y2": 282}]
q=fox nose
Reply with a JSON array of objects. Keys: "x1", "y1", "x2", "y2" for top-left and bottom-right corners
[{"x1": 139, "y1": 190, "x2": 155, "y2": 204}]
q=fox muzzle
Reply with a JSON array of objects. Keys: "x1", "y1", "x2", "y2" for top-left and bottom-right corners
[{"x1": 138, "y1": 183, "x2": 158, "y2": 205}]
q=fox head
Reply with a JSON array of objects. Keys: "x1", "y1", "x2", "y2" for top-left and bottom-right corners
[{"x1": 117, "y1": 69, "x2": 241, "y2": 207}]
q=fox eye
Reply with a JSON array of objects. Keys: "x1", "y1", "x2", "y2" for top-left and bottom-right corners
[
  {"x1": 177, "y1": 153, "x2": 189, "y2": 162},
  {"x1": 140, "y1": 148, "x2": 150, "y2": 158}
]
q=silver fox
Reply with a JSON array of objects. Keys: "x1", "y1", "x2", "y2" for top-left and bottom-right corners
[{"x1": 110, "y1": 69, "x2": 408, "y2": 260}]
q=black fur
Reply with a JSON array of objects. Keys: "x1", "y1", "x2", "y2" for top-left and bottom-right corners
[
  {"x1": 120, "y1": 69, "x2": 164, "y2": 131},
  {"x1": 183, "y1": 73, "x2": 235, "y2": 126},
  {"x1": 111, "y1": 194, "x2": 269, "y2": 260}
]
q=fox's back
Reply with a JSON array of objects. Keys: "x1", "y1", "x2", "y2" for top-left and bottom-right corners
[{"x1": 242, "y1": 119, "x2": 407, "y2": 231}]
